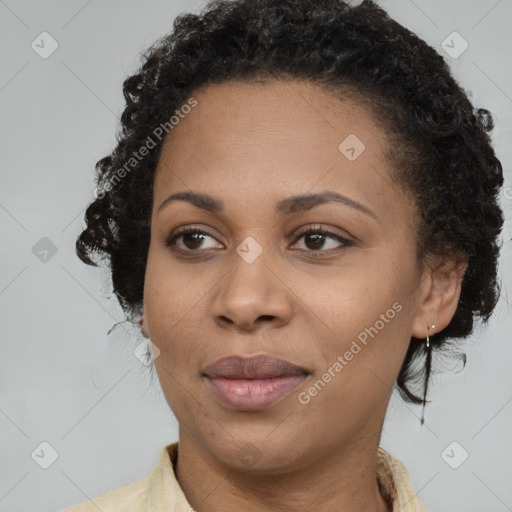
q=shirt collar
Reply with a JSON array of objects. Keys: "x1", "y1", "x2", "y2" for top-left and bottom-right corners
[
  {"x1": 146, "y1": 444, "x2": 190, "y2": 511},
  {"x1": 377, "y1": 447, "x2": 429, "y2": 512}
]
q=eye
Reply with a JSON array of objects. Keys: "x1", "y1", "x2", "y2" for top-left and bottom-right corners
[
  {"x1": 166, "y1": 227, "x2": 223, "y2": 252},
  {"x1": 291, "y1": 225, "x2": 353, "y2": 253},
  {"x1": 165, "y1": 224, "x2": 353, "y2": 255}
]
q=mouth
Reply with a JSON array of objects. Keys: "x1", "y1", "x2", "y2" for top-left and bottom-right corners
[{"x1": 202, "y1": 355, "x2": 310, "y2": 411}]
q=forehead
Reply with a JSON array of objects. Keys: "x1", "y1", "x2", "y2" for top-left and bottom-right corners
[
  {"x1": 153, "y1": 79, "x2": 411, "y2": 224},
  {"x1": 157, "y1": 79, "x2": 388, "y2": 162}
]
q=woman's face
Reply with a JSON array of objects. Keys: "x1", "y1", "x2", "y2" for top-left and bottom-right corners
[{"x1": 142, "y1": 79, "x2": 432, "y2": 471}]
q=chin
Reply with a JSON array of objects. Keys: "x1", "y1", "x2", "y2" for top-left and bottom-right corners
[{"x1": 199, "y1": 422, "x2": 311, "y2": 474}]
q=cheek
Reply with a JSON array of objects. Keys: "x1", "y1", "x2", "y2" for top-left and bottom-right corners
[
  {"x1": 297, "y1": 299, "x2": 412, "y2": 435},
  {"x1": 307, "y1": 251, "x2": 418, "y2": 383},
  {"x1": 144, "y1": 256, "x2": 209, "y2": 421},
  {"x1": 143, "y1": 250, "x2": 197, "y2": 357},
  {"x1": 310, "y1": 256, "x2": 409, "y2": 331}
]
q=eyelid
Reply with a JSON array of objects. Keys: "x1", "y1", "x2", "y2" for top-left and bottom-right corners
[{"x1": 291, "y1": 223, "x2": 354, "y2": 243}]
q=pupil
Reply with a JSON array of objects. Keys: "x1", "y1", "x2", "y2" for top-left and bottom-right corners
[
  {"x1": 184, "y1": 233, "x2": 204, "y2": 249},
  {"x1": 306, "y1": 233, "x2": 324, "y2": 250}
]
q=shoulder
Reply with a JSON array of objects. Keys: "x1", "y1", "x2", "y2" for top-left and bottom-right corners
[
  {"x1": 60, "y1": 474, "x2": 149, "y2": 512},
  {"x1": 59, "y1": 443, "x2": 187, "y2": 512}
]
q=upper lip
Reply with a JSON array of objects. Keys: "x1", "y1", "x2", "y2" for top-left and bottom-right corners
[{"x1": 202, "y1": 355, "x2": 309, "y2": 379}]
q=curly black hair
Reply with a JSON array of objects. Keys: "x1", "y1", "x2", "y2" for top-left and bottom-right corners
[{"x1": 76, "y1": 0, "x2": 504, "y2": 415}]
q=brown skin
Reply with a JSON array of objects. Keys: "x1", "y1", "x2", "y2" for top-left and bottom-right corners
[{"x1": 141, "y1": 79, "x2": 465, "y2": 512}]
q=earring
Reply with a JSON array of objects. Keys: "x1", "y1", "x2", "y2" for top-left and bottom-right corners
[{"x1": 426, "y1": 324, "x2": 435, "y2": 348}]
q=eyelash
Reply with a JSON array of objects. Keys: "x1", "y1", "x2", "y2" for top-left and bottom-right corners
[{"x1": 165, "y1": 225, "x2": 354, "y2": 256}]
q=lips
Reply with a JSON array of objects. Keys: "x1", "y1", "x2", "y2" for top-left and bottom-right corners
[{"x1": 202, "y1": 355, "x2": 309, "y2": 410}]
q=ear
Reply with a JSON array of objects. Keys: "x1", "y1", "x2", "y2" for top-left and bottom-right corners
[
  {"x1": 140, "y1": 307, "x2": 150, "y2": 338},
  {"x1": 411, "y1": 255, "x2": 468, "y2": 339}
]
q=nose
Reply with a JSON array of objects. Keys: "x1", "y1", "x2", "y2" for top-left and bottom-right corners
[{"x1": 211, "y1": 251, "x2": 293, "y2": 332}]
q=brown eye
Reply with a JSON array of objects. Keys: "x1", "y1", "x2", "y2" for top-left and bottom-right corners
[
  {"x1": 166, "y1": 228, "x2": 223, "y2": 252},
  {"x1": 181, "y1": 232, "x2": 207, "y2": 250},
  {"x1": 303, "y1": 232, "x2": 328, "y2": 250},
  {"x1": 292, "y1": 227, "x2": 353, "y2": 253}
]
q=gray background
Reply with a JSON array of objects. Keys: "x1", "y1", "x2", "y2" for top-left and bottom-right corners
[{"x1": 1, "y1": 1, "x2": 511, "y2": 511}]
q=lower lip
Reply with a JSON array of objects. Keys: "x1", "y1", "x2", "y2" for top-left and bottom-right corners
[{"x1": 206, "y1": 375, "x2": 307, "y2": 410}]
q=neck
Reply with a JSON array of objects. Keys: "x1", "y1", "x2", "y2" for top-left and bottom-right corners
[{"x1": 175, "y1": 428, "x2": 391, "y2": 512}]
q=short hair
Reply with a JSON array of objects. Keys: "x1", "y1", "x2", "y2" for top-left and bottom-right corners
[{"x1": 76, "y1": 0, "x2": 504, "y2": 411}]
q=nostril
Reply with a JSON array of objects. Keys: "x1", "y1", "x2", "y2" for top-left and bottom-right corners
[{"x1": 258, "y1": 315, "x2": 275, "y2": 322}]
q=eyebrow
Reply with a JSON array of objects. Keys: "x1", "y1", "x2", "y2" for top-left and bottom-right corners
[{"x1": 157, "y1": 190, "x2": 376, "y2": 219}]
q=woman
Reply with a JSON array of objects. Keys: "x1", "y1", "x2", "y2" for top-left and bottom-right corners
[{"x1": 64, "y1": 0, "x2": 504, "y2": 510}]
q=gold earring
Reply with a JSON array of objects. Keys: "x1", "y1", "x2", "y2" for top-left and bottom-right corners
[{"x1": 426, "y1": 324, "x2": 435, "y2": 348}]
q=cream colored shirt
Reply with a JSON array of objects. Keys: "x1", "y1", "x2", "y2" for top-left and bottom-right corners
[{"x1": 62, "y1": 443, "x2": 428, "y2": 511}]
